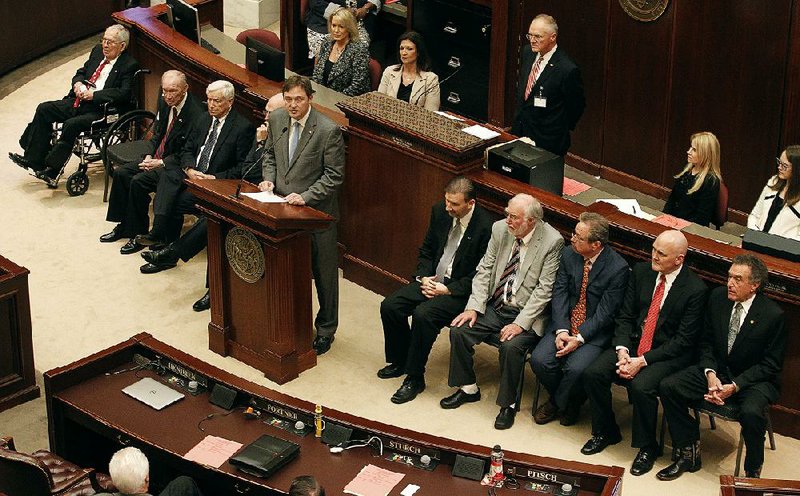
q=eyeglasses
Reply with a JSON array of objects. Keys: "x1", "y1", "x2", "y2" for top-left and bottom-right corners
[
  {"x1": 525, "y1": 33, "x2": 545, "y2": 41},
  {"x1": 571, "y1": 231, "x2": 589, "y2": 242},
  {"x1": 101, "y1": 38, "x2": 121, "y2": 46},
  {"x1": 776, "y1": 157, "x2": 792, "y2": 171}
]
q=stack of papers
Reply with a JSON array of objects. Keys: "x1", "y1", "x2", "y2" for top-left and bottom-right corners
[{"x1": 343, "y1": 464, "x2": 405, "y2": 496}]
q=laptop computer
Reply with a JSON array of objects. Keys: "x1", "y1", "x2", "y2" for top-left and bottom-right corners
[{"x1": 122, "y1": 377, "x2": 185, "y2": 410}]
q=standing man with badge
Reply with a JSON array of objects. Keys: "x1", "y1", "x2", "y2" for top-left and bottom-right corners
[{"x1": 512, "y1": 14, "x2": 585, "y2": 157}]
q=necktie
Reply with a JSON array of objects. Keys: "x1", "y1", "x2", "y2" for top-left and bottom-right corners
[
  {"x1": 637, "y1": 274, "x2": 666, "y2": 356},
  {"x1": 73, "y1": 58, "x2": 108, "y2": 108},
  {"x1": 491, "y1": 239, "x2": 522, "y2": 310},
  {"x1": 196, "y1": 119, "x2": 219, "y2": 173},
  {"x1": 153, "y1": 107, "x2": 177, "y2": 160},
  {"x1": 288, "y1": 121, "x2": 301, "y2": 164},
  {"x1": 524, "y1": 56, "x2": 544, "y2": 100},
  {"x1": 570, "y1": 258, "x2": 592, "y2": 335},
  {"x1": 727, "y1": 303, "x2": 744, "y2": 353},
  {"x1": 435, "y1": 221, "x2": 462, "y2": 282}
]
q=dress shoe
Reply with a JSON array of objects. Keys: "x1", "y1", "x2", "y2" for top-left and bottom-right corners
[
  {"x1": 313, "y1": 335, "x2": 334, "y2": 355},
  {"x1": 494, "y1": 407, "x2": 516, "y2": 430},
  {"x1": 141, "y1": 245, "x2": 179, "y2": 265},
  {"x1": 135, "y1": 232, "x2": 165, "y2": 247},
  {"x1": 9, "y1": 152, "x2": 33, "y2": 170},
  {"x1": 100, "y1": 224, "x2": 124, "y2": 243},
  {"x1": 656, "y1": 443, "x2": 701, "y2": 481},
  {"x1": 580, "y1": 433, "x2": 622, "y2": 455},
  {"x1": 34, "y1": 168, "x2": 59, "y2": 188},
  {"x1": 192, "y1": 291, "x2": 210, "y2": 312},
  {"x1": 377, "y1": 363, "x2": 404, "y2": 379},
  {"x1": 630, "y1": 446, "x2": 659, "y2": 476},
  {"x1": 440, "y1": 389, "x2": 481, "y2": 409},
  {"x1": 559, "y1": 401, "x2": 581, "y2": 426},
  {"x1": 140, "y1": 260, "x2": 177, "y2": 274},
  {"x1": 534, "y1": 400, "x2": 559, "y2": 425},
  {"x1": 745, "y1": 467, "x2": 762, "y2": 478},
  {"x1": 120, "y1": 238, "x2": 145, "y2": 255},
  {"x1": 390, "y1": 376, "x2": 425, "y2": 404}
]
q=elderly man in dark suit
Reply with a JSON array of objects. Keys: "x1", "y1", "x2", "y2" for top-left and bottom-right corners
[
  {"x1": 530, "y1": 212, "x2": 629, "y2": 426},
  {"x1": 378, "y1": 176, "x2": 493, "y2": 404},
  {"x1": 100, "y1": 70, "x2": 203, "y2": 253},
  {"x1": 441, "y1": 193, "x2": 564, "y2": 430},
  {"x1": 580, "y1": 230, "x2": 707, "y2": 477},
  {"x1": 657, "y1": 254, "x2": 786, "y2": 480},
  {"x1": 512, "y1": 14, "x2": 585, "y2": 157},
  {"x1": 258, "y1": 75, "x2": 345, "y2": 355},
  {"x1": 10, "y1": 24, "x2": 140, "y2": 186},
  {"x1": 132, "y1": 80, "x2": 255, "y2": 249}
]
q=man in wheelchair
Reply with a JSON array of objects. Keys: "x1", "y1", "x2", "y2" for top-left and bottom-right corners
[{"x1": 10, "y1": 24, "x2": 139, "y2": 187}]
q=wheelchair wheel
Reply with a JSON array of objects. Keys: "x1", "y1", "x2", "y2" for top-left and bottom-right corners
[
  {"x1": 66, "y1": 170, "x2": 89, "y2": 196},
  {"x1": 101, "y1": 109, "x2": 156, "y2": 178}
]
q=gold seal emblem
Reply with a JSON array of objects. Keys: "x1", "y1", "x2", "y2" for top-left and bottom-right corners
[
  {"x1": 225, "y1": 227, "x2": 265, "y2": 283},
  {"x1": 618, "y1": 0, "x2": 669, "y2": 22}
]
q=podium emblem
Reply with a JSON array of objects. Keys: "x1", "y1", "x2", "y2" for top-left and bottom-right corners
[
  {"x1": 225, "y1": 227, "x2": 265, "y2": 283},
  {"x1": 618, "y1": 0, "x2": 669, "y2": 22}
]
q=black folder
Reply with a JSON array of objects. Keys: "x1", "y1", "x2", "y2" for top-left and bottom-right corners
[{"x1": 229, "y1": 434, "x2": 300, "y2": 478}]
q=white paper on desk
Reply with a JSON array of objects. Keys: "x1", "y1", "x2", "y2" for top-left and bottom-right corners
[
  {"x1": 241, "y1": 191, "x2": 287, "y2": 203},
  {"x1": 595, "y1": 198, "x2": 653, "y2": 220},
  {"x1": 434, "y1": 111, "x2": 465, "y2": 121},
  {"x1": 461, "y1": 124, "x2": 500, "y2": 140},
  {"x1": 343, "y1": 464, "x2": 405, "y2": 496},
  {"x1": 183, "y1": 435, "x2": 243, "y2": 468}
]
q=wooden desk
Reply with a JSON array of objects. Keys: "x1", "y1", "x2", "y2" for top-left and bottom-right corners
[
  {"x1": 44, "y1": 333, "x2": 624, "y2": 495},
  {"x1": 720, "y1": 475, "x2": 800, "y2": 495}
]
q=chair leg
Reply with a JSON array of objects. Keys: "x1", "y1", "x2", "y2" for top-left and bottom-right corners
[
  {"x1": 659, "y1": 412, "x2": 667, "y2": 456},
  {"x1": 709, "y1": 415, "x2": 717, "y2": 430},
  {"x1": 514, "y1": 360, "x2": 525, "y2": 412},
  {"x1": 531, "y1": 377, "x2": 541, "y2": 416},
  {"x1": 734, "y1": 430, "x2": 744, "y2": 477},
  {"x1": 766, "y1": 411, "x2": 776, "y2": 450},
  {"x1": 103, "y1": 169, "x2": 110, "y2": 202}
]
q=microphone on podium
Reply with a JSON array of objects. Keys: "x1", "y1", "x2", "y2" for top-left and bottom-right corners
[{"x1": 232, "y1": 125, "x2": 289, "y2": 200}]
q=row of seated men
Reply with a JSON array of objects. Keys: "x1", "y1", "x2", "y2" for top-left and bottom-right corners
[{"x1": 377, "y1": 176, "x2": 786, "y2": 481}]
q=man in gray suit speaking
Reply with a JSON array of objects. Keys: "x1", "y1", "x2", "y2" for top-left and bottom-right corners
[{"x1": 259, "y1": 75, "x2": 345, "y2": 355}]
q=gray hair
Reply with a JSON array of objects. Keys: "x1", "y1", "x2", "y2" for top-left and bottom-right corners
[
  {"x1": 445, "y1": 176, "x2": 476, "y2": 201},
  {"x1": 162, "y1": 70, "x2": 188, "y2": 88},
  {"x1": 510, "y1": 193, "x2": 543, "y2": 221},
  {"x1": 732, "y1": 254, "x2": 769, "y2": 292},
  {"x1": 107, "y1": 24, "x2": 130, "y2": 46},
  {"x1": 207, "y1": 80, "x2": 235, "y2": 100},
  {"x1": 532, "y1": 14, "x2": 558, "y2": 35},
  {"x1": 108, "y1": 447, "x2": 149, "y2": 494},
  {"x1": 579, "y1": 212, "x2": 610, "y2": 245}
]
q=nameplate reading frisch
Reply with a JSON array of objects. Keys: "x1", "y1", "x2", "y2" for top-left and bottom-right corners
[
  {"x1": 385, "y1": 439, "x2": 441, "y2": 460},
  {"x1": 505, "y1": 466, "x2": 580, "y2": 487}
]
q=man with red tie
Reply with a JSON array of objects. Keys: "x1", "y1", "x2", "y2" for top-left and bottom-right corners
[
  {"x1": 512, "y1": 14, "x2": 585, "y2": 157},
  {"x1": 579, "y1": 230, "x2": 707, "y2": 477},
  {"x1": 10, "y1": 25, "x2": 140, "y2": 186}
]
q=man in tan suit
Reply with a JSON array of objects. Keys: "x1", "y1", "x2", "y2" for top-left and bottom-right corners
[{"x1": 441, "y1": 193, "x2": 564, "y2": 430}]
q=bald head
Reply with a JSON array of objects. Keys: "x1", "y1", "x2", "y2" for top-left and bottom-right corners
[
  {"x1": 651, "y1": 230, "x2": 688, "y2": 275},
  {"x1": 161, "y1": 70, "x2": 188, "y2": 107}
]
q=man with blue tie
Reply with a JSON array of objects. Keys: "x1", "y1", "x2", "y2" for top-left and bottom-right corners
[{"x1": 530, "y1": 212, "x2": 629, "y2": 426}]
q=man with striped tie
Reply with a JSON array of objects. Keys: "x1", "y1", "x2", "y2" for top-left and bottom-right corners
[{"x1": 441, "y1": 193, "x2": 564, "y2": 430}]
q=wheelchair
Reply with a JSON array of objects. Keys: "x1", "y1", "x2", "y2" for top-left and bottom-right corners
[{"x1": 49, "y1": 68, "x2": 155, "y2": 198}]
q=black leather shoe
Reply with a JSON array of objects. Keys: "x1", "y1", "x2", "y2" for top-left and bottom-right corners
[
  {"x1": 141, "y1": 246, "x2": 178, "y2": 265},
  {"x1": 440, "y1": 389, "x2": 481, "y2": 409},
  {"x1": 745, "y1": 467, "x2": 762, "y2": 478},
  {"x1": 120, "y1": 238, "x2": 145, "y2": 255},
  {"x1": 377, "y1": 363, "x2": 404, "y2": 379},
  {"x1": 630, "y1": 446, "x2": 659, "y2": 476},
  {"x1": 192, "y1": 291, "x2": 210, "y2": 311},
  {"x1": 139, "y1": 261, "x2": 177, "y2": 274},
  {"x1": 100, "y1": 224, "x2": 124, "y2": 243},
  {"x1": 391, "y1": 376, "x2": 425, "y2": 404},
  {"x1": 135, "y1": 232, "x2": 165, "y2": 247},
  {"x1": 9, "y1": 152, "x2": 33, "y2": 170},
  {"x1": 656, "y1": 443, "x2": 701, "y2": 481},
  {"x1": 559, "y1": 403, "x2": 581, "y2": 426},
  {"x1": 494, "y1": 407, "x2": 516, "y2": 430},
  {"x1": 580, "y1": 433, "x2": 622, "y2": 455},
  {"x1": 35, "y1": 168, "x2": 59, "y2": 188},
  {"x1": 313, "y1": 335, "x2": 334, "y2": 355}
]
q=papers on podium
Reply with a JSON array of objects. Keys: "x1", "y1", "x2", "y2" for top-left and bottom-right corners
[{"x1": 241, "y1": 191, "x2": 288, "y2": 203}]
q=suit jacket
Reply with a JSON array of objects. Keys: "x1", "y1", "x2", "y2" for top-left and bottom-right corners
[
  {"x1": 614, "y1": 262, "x2": 707, "y2": 364},
  {"x1": 466, "y1": 219, "x2": 564, "y2": 335},
  {"x1": 311, "y1": 37, "x2": 371, "y2": 97},
  {"x1": 262, "y1": 107, "x2": 345, "y2": 216},
  {"x1": 747, "y1": 179, "x2": 800, "y2": 240},
  {"x1": 142, "y1": 92, "x2": 204, "y2": 160},
  {"x1": 697, "y1": 287, "x2": 786, "y2": 399},
  {"x1": 415, "y1": 202, "x2": 493, "y2": 297},
  {"x1": 512, "y1": 46, "x2": 585, "y2": 156},
  {"x1": 663, "y1": 172, "x2": 720, "y2": 227},
  {"x1": 166, "y1": 108, "x2": 255, "y2": 179},
  {"x1": 549, "y1": 245, "x2": 630, "y2": 347},
  {"x1": 67, "y1": 45, "x2": 140, "y2": 112},
  {"x1": 377, "y1": 65, "x2": 440, "y2": 111}
]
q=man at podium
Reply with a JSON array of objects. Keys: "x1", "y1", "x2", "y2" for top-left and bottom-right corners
[{"x1": 259, "y1": 75, "x2": 345, "y2": 356}]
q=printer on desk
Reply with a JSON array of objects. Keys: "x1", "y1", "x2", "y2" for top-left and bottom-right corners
[{"x1": 486, "y1": 139, "x2": 564, "y2": 196}]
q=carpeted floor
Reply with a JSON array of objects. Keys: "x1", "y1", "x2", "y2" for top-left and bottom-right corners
[{"x1": 1, "y1": 34, "x2": 798, "y2": 496}]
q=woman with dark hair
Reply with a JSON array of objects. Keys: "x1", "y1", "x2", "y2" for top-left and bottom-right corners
[
  {"x1": 663, "y1": 131, "x2": 722, "y2": 226},
  {"x1": 310, "y1": 7, "x2": 370, "y2": 97},
  {"x1": 377, "y1": 31, "x2": 440, "y2": 111},
  {"x1": 748, "y1": 145, "x2": 800, "y2": 240}
]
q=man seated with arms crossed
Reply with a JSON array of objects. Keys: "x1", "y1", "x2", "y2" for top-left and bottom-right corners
[
  {"x1": 580, "y1": 230, "x2": 707, "y2": 477},
  {"x1": 531, "y1": 212, "x2": 629, "y2": 426},
  {"x1": 378, "y1": 176, "x2": 492, "y2": 404},
  {"x1": 657, "y1": 254, "x2": 786, "y2": 480},
  {"x1": 96, "y1": 447, "x2": 202, "y2": 496},
  {"x1": 258, "y1": 75, "x2": 345, "y2": 355},
  {"x1": 441, "y1": 193, "x2": 563, "y2": 430},
  {"x1": 133, "y1": 80, "x2": 255, "y2": 249},
  {"x1": 100, "y1": 70, "x2": 203, "y2": 253},
  {"x1": 10, "y1": 24, "x2": 140, "y2": 187}
]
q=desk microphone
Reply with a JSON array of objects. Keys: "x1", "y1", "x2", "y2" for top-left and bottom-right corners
[
  {"x1": 233, "y1": 125, "x2": 288, "y2": 199},
  {"x1": 412, "y1": 66, "x2": 462, "y2": 105}
]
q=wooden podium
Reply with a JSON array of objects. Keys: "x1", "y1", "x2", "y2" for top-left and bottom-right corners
[{"x1": 186, "y1": 179, "x2": 334, "y2": 384}]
